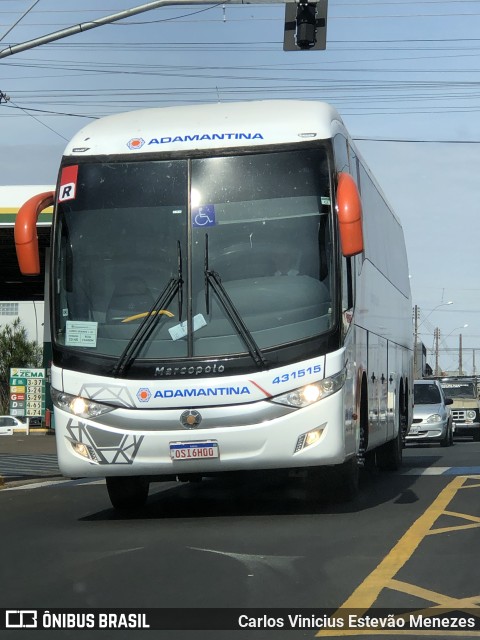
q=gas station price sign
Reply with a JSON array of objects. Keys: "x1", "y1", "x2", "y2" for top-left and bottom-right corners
[{"x1": 9, "y1": 368, "x2": 46, "y2": 418}]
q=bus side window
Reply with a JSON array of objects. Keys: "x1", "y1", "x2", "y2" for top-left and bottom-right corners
[
  {"x1": 342, "y1": 255, "x2": 354, "y2": 312},
  {"x1": 333, "y1": 134, "x2": 349, "y2": 174}
]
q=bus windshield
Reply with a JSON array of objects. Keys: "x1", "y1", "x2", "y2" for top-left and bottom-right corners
[{"x1": 52, "y1": 147, "x2": 335, "y2": 371}]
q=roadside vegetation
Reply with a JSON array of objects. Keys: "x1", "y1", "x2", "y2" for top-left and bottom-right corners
[{"x1": 0, "y1": 318, "x2": 42, "y2": 414}]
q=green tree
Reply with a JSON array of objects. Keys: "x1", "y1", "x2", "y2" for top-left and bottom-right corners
[{"x1": 0, "y1": 317, "x2": 42, "y2": 414}]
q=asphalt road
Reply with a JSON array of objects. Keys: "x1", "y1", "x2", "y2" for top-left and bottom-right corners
[
  {"x1": 0, "y1": 431, "x2": 56, "y2": 455},
  {"x1": 0, "y1": 431, "x2": 59, "y2": 483},
  {"x1": 1, "y1": 436, "x2": 480, "y2": 639}
]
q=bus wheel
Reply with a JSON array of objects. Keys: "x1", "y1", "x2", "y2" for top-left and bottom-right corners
[
  {"x1": 307, "y1": 457, "x2": 359, "y2": 503},
  {"x1": 106, "y1": 476, "x2": 150, "y2": 510},
  {"x1": 440, "y1": 423, "x2": 452, "y2": 447},
  {"x1": 376, "y1": 427, "x2": 403, "y2": 471},
  {"x1": 333, "y1": 456, "x2": 359, "y2": 502}
]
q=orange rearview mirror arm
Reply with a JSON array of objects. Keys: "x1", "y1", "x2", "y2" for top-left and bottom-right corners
[{"x1": 14, "y1": 191, "x2": 55, "y2": 275}]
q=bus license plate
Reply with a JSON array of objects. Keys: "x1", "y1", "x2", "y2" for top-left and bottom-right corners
[{"x1": 170, "y1": 441, "x2": 219, "y2": 461}]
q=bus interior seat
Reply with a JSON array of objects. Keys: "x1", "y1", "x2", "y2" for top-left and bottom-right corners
[
  {"x1": 106, "y1": 276, "x2": 154, "y2": 323},
  {"x1": 211, "y1": 244, "x2": 277, "y2": 281},
  {"x1": 199, "y1": 275, "x2": 331, "y2": 327}
]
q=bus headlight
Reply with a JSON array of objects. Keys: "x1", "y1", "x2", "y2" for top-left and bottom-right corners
[
  {"x1": 271, "y1": 369, "x2": 346, "y2": 408},
  {"x1": 51, "y1": 388, "x2": 115, "y2": 419}
]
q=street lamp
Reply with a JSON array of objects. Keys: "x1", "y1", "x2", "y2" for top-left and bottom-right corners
[
  {"x1": 444, "y1": 323, "x2": 468, "y2": 340},
  {"x1": 417, "y1": 301, "x2": 453, "y2": 328},
  {"x1": 414, "y1": 301, "x2": 453, "y2": 376},
  {"x1": 435, "y1": 324, "x2": 468, "y2": 376}
]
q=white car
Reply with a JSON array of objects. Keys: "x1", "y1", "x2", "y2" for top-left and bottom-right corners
[
  {"x1": 407, "y1": 380, "x2": 454, "y2": 447},
  {"x1": 0, "y1": 415, "x2": 28, "y2": 435}
]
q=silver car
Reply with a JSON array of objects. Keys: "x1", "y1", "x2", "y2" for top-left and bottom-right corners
[{"x1": 407, "y1": 379, "x2": 454, "y2": 447}]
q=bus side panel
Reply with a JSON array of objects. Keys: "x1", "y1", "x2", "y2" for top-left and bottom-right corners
[
  {"x1": 343, "y1": 327, "x2": 359, "y2": 456},
  {"x1": 387, "y1": 341, "x2": 404, "y2": 440},
  {"x1": 366, "y1": 333, "x2": 388, "y2": 448}
]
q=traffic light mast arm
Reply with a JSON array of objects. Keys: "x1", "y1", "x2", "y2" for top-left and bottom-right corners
[{"x1": 0, "y1": 0, "x2": 292, "y2": 60}]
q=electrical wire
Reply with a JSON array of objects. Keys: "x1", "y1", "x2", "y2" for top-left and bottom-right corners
[{"x1": 0, "y1": 0, "x2": 40, "y2": 42}]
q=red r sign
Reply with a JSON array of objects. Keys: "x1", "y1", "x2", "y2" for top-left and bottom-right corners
[{"x1": 58, "y1": 165, "x2": 79, "y2": 202}]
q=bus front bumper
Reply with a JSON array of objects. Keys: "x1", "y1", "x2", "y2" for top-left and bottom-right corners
[{"x1": 54, "y1": 392, "x2": 354, "y2": 478}]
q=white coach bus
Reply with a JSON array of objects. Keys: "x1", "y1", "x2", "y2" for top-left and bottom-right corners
[{"x1": 15, "y1": 100, "x2": 413, "y2": 509}]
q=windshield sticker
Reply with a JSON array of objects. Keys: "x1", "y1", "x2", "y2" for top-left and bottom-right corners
[
  {"x1": 58, "y1": 165, "x2": 79, "y2": 202},
  {"x1": 193, "y1": 205, "x2": 216, "y2": 227},
  {"x1": 66, "y1": 321, "x2": 98, "y2": 347},
  {"x1": 169, "y1": 314, "x2": 207, "y2": 341}
]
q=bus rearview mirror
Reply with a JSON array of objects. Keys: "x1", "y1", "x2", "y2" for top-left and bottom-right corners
[
  {"x1": 336, "y1": 172, "x2": 364, "y2": 257},
  {"x1": 15, "y1": 191, "x2": 55, "y2": 275}
]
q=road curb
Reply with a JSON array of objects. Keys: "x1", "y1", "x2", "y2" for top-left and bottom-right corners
[
  {"x1": 0, "y1": 473, "x2": 63, "y2": 490},
  {"x1": 12, "y1": 428, "x2": 56, "y2": 436}
]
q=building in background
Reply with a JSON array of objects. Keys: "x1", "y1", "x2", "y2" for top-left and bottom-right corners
[
  {"x1": 1, "y1": 186, "x2": 54, "y2": 424},
  {"x1": 0, "y1": 185, "x2": 54, "y2": 343}
]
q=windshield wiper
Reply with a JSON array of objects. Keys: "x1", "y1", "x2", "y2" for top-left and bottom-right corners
[
  {"x1": 113, "y1": 277, "x2": 183, "y2": 379},
  {"x1": 177, "y1": 240, "x2": 183, "y2": 320},
  {"x1": 204, "y1": 234, "x2": 267, "y2": 369},
  {"x1": 113, "y1": 243, "x2": 184, "y2": 378}
]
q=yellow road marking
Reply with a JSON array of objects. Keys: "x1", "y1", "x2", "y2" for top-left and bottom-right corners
[
  {"x1": 388, "y1": 578, "x2": 480, "y2": 607},
  {"x1": 429, "y1": 510, "x2": 480, "y2": 534},
  {"x1": 316, "y1": 475, "x2": 480, "y2": 637}
]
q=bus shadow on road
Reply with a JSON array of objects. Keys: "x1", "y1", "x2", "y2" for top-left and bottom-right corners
[{"x1": 80, "y1": 463, "x2": 428, "y2": 521}]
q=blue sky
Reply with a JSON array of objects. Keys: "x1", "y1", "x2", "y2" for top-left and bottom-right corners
[{"x1": 1, "y1": 0, "x2": 480, "y2": 373}]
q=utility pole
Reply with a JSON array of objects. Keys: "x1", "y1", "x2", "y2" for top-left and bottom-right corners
[
  {"x1": 434, "y1": 327, "x2": 440, "y2": 376},
  {"x1": 473, "y1": 349, "x2": 476, "y2": 376},
  {"x1": 413, "y1": 305, "x2": 418, "y2": 377},
  {"x1": 459, "y1": 333, "x2": 463, "y2": 376}
]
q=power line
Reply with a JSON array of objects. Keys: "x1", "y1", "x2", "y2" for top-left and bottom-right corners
[
  {"x1": 7, "y1": 97, "x2": 68, "y2": 140},
  {"x1": 0, "y1": 0, "x2": 40, "y2": 43}
]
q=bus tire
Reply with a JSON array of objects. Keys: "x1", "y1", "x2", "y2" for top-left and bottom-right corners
[
  {"x1": 376, "y1": 427, "x2": 402, "y2": 471},
  {"x1": 333, "y1": 456, "x2": 359, "y2": 502},
  {"x1": 307, "y1": 456, "x2": 359, "y2": 503},
  {"x1": 440, "y1": 423, "x2": 452, "y2": 447},
  {"x1": 106, "y1": 476, "x2": 150, "y2": 510}
]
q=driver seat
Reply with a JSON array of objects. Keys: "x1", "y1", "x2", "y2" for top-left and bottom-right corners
[{"x1": 106, "y1": 276, "x2": 154, "y2": 324}]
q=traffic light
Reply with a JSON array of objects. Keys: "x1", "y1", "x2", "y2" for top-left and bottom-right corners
[{"x1": 283, "y1": 0, "x2": 328, "y2": 51}]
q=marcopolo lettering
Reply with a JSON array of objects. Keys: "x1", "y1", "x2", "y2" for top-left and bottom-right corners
[
  {"x1": 148, "y1": 132, "x2": 264, "y2": 145},
  {"x1": 154, "y1": 386, "x2": 250, "y2": 398},
  {"x1": 155, "y1": 364, "x2": 225, "y2": 376}
]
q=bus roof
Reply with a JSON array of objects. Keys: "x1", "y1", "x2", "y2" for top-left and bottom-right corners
[{"x1": 64, "y1": 100, "x2": 344, "y2": 157}]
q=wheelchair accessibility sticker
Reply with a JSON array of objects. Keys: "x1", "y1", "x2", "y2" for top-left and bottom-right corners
[{"x1": 193, "y1": 205, "x2": 216, "y2": 227}]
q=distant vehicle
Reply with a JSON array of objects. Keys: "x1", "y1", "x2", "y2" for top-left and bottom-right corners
[
  {"x1": 407, "y1": 380, "x2": 453, "y2": 447},
  {"x1": 437, "y1": 377, "x2": 480, "y2": 441},
  {"x1": 0, "y1": 415, "x2": 28, "y2": 435}
]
